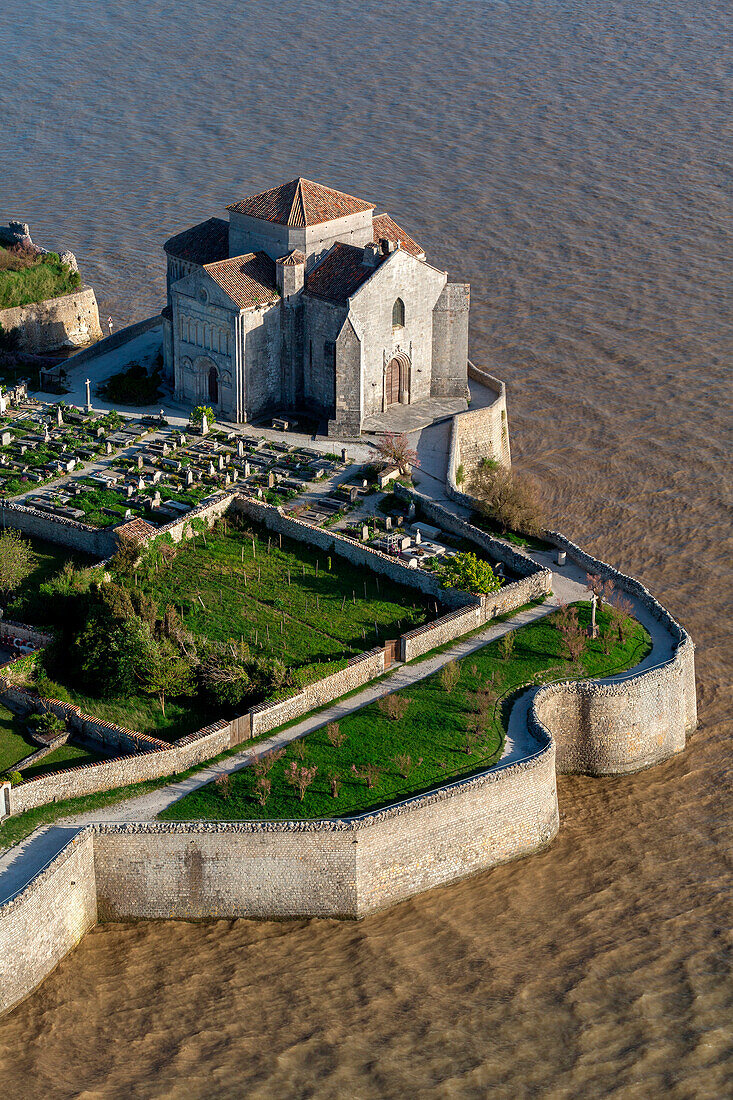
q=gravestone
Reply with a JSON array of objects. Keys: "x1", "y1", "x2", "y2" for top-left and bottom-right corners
[
  {"x1": 341, "y1": 447, "x2": 348, "y2": 462},
  {"x1": 385, "y1": 516, "x2": 392, "y2": 530},
  {"x1": 361, "y1": 524, "x2": 370, "y2": 541},
  {"x1": 237, "y1": 439, "x2": 245, "y2": 458},
  {"x1": 185, "y1": 469, "x2": 194, "y2": 487}
]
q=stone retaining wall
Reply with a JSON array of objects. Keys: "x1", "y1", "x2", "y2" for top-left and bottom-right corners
[
  {"x1": 0, "y1": 285, "x2": 102, "y2": 352},
  {"x1": 445, "y1": 362, "x2": 511, "y2": 496},
  {"x1": 249, "y1": 648, "x2": 385, "y2": 737},
  {"x1": 0, "y1": 500, "x2": 118, "y2": 557},
  {"x1": 0, "y1": 829, "x2": 97, "y2": 1017}
]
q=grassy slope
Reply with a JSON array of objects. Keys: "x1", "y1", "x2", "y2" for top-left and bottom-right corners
[
  {"x1": 161, "y1": 602, "x2": 652, "y2": 823},
  {"x1": 5, "y1": 535, "x2": 95, "y2": 624},
  {"x1": 134, "y1": 525, "x2": 433, "y2": 675},
  {"x1": 0, "y1": 249, "x2": 81, "y2": 309}
]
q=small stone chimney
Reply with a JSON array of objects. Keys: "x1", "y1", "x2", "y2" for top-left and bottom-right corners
[
  {"x1": 362, "y1": 241, "x2": 381, "y2": 267},
  {"x1": 275, "y1": 249, "x2": 305, "y2": 297}
]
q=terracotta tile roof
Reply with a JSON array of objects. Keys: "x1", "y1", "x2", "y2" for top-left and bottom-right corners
[
  {"x1": 277, "y1": 249, "x2": 306, "y2": 266},
  {"x1": 163, "y1": 217, "x2": 229, "y2": 264},
  {"x1": 227, "y1": 178, "x2": 374, "y2": 228},
  {"x1": 115, "y1": 518, "x2": 157, "y2": 544},
  {"x1": 204, "y1": 252, "x2": 279, "y2": 309},
  {"x1": 373, "y1": 213, "x2": 425, "y2": 258},
  {"x1": 304, "y1": 242, "x2": 382, "y2": 305}
]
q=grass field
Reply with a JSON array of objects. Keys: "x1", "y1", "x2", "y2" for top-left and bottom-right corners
[
  {"x1": 160, "y1": 602, "x2": 652, "y2": 822},
  {"x1": 133, "y1": 524, "x2": 435, "y2": 681},
  {"x1": 0, "y1": 247, "x2": 81, "y2": 309}
]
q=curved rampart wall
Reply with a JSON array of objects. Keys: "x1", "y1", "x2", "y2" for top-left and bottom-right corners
[
  {"x1": 0, "y1": 739, "x2": 558, "y2": 1017},
  {"x1": 0, "y1": 285, "x2": 102, "y2": 352},
  {"x1": 536, "y1": 529, "x2": 697, "y2": 774},
  {"x1": 446, "y1": 361, "x2": 511, "y2": 498}
]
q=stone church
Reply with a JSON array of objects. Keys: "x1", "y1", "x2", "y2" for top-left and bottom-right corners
[{"x1": 162, "y1": 178, "x2": 469, "y2": 434}]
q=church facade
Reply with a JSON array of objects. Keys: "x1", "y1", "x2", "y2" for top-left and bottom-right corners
[{"x1": 162, "y1": 178, "x2": 469, "y2": 434}]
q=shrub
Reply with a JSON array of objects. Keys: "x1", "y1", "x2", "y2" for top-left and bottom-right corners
[
  {"x1": 33, "y1": 673, "x2": 72, "y2": 704},
  {"x1": 326, "y1": 721, "x2": 345, "y2": 749},
  {"x1": 498, "y1": 632, "x2": 515, "y2": 662},
  {"x1": 432, "y1": 551, "x2": 502, "y2": 595},
  {"x1": 440, "y1": 660, "x2": 461, "y2": 694},
  {"x1": 30, "y1": 710, "x2": 65, "y2": 738},
  {"x1": 455, "y1": 463, "x2": 466, "y2": 486},
  {"x1": 0, "y1": 529, "x2": 34, "y2": 602},
  {"x1": 215, "y1": 774, "x2": 232, "y2": 801},
  {"x1": 469, "y1": 464, "x2": 545, "y2": 537},
  {"x1": 3, "y1": 770, "x2": 23, "y2": 785},
  {"x1": 555, "y1": 604, "x2": 587, "y2": 668},
  {"x1": 378, "y1": 693, "x2": 410, "y2": 722},
  {"x1": 351, "y1": 762, "x2": 381, "y2": 788}
]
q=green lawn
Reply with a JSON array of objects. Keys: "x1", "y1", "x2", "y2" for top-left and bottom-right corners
[
  {"x1": 0, "y1": 704, "x2": 37, "y2": 772},
  {"x1": 133, "y1": 524, "x2": 435, "y2": 680},
  {"x1": 0, "y1": 248, "x2": 81, "y2": 309},
  {"x1": 58, "y1": 688, "x2": 220, "y2": 742},
  {"x1": 160, "y1": 602, "x2": 652, "y2": 823}
]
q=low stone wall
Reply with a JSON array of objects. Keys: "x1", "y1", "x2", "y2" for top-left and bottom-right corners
[
  {"x1": 232, "y1": 496, "x2": 465, "y2": 607},
  {"x1": 0, "y1": 500, "x2": 117, "y2": 557},
  {"x1": 0, "y1": 829, "x2": 97, "y2": 1017},
  {"x1": 249, "y1": 648, "x2": 385, "y2": 737},
  {"x1": 65, "y1": 313, "x2": 162, "y2": 369},
  {"x1": 0, "y1": 285, "x2": 102, "y2": 352},
  {"x1": 7, "y1": 717, "x2": 232, "y2": 816}
]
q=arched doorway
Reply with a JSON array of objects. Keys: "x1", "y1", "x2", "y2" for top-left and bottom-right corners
[
  {"x1": 386, "y1": 357, "x2": 400, "y2": 405},
  {"x1": 208, "y1": 365, "x2": 219, "y2": 404},
  {"x1": 385, "y1": 353, "x2": 411, "y2": 407}
]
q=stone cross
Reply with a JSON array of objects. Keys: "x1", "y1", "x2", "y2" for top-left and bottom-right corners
[{"x1": 85, "y1": 379, "x2": 92, "y2": 413}]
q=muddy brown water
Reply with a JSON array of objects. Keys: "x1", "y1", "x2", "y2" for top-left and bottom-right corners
[{"x1": 0, "y1": 0, "x2": 731, "y2": 1096}]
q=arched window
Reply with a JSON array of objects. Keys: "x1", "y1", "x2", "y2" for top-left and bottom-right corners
[{"x1": 392, "y1": 297, "x2": 405, "y2": 328}]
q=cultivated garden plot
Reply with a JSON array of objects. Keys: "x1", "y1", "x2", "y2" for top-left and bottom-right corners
[
  {"x1": 134, "y1": 521, "x2": 437, "y2": 679},
  {"x1": 161, "y1": 602, "x2": 652, "y2": 822}
]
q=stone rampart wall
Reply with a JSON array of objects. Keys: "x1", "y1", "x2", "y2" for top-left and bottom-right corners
[
  {"x1": 531, "y1": 529, "x2": 697, "y2": 774},
  {"x1": 445, "y1": 362, "x2": 511, "y2": 496},
  {"x1": 0, "y1": 830, "x2": 97, "y2": 1017},
  {"x1": 92, "y1": 733, "x2": 556, "y2": 922},
  {"x1": 0, "y1": 285, "x2": 102, "y2": 352}
]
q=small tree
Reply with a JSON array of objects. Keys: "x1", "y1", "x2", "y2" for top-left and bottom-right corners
[
  {"x1": 255, "y1": 775, "x2": 271, "y2": 807},
  {"x1": 610, "y1": 595, "x2": 635, "y2": 646},
  {"x1": 375, "y1": 432, "x2": 420, "y2": 476},
  {"x1": 329, "y1": 773, "x2": 341, "y2": 798},
  {"x1": 432, "y1": 551, "x2": 502, "y2": 595},
  {"x1": 251, "y1": 747, "x2": 285, "y2": 782},
  {"x1": 215, "y1": 774, "x2": 232, "y2": 801},
  {"x1": 137, "y1": 633, "x2": 193, "y2": 716},
  {"x1": 285, "y1": 761, "x2": 317, "y2": 801},
  {"x1": 463, "y1": 724, "x2": 483, "y2": 755},
  {"x1": 498, "y1": 632, "x2": 514, "y2": 662},
  {"x1": 190, "y1": 405, "x2": 214, "y2": 430},
  {"x1": 0, "y1": 529, "x2": 34, "y2": 603},
  {"x1": 292, "y1": 738, "x2": 307, "y2": 761},
  {"x1": 326, "y1": 721, "x2": 345, "y2": 749},
  {"x1": 378, "y1": 693, "x2": 410, "y2": 721},
  {"x1": 351, "y1": 763, "x2": 381, "y2": 788},
  {"x1": 556, "y1": 604, "x2": 587, "y2": 669},
  {"x1": 440, "y1": 660, "x2": 460, "y2": 694}
]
